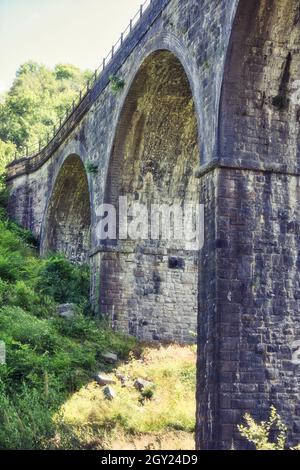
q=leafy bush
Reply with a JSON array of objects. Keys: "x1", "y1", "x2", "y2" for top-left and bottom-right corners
[
  {"x1": 0, "y1": 174, "x2": 10, "y2": 208},
  {"x1": 7, "y1": 220, "x2": 37, "y2": 247},
  {"x1": 0, "y1": 200, "x2": 135, "y2": 449},
  {"x1": 238, "y1": 406, "x2": 300, "y2": 450},
  {"x1": 0, "y1": 380, "x2": 56, "y2": 450},
  {"x1": 0, "y1": 248, "x2": 26, "y2": 282},
  {"x1": 85, "y1": 162, "x2": 98, "y2": 175},
  {"x1": 109, "y1": 75, "x2": 125, "y2": 93},
  {"x1": 36, "y1": 254, "x2": 89, "y2": 304},
  {"x1": 0, "y1": 278, "x2": 11, "y2": 306}
]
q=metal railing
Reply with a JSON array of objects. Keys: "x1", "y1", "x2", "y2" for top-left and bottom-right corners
[{"x1": 12, "y1": 0, "x2": 153, "y2": 162}]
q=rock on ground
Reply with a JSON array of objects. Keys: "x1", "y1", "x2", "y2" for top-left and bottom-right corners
[
  {"x1": 134, "y1": 378, "x2": 154, "y2": 391},
  {"x1": 101, "y1": 352, "x2": 118, "y2": 364},
  {"x1": 57, "y1": 304, "x2": 76, "y2": 319},
  {"x1": 103, "y1": 386, "x2": 116, "y2": 400},
  {"x1": 92, "y1": 374, "x2": 116, "y2": 386}
]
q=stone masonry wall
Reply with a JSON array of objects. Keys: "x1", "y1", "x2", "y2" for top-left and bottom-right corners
[
  {"x1": 9, "y1": 0, "x2": 300, "y2": 451},
  {"x1": 209, "y1": 0, "x2": 300, "y2": 449},
  {"x1": 214, "y1": 168, "x2": 300, "y2": 449},
  {"x1": 41, "y1": 155, "x2": 91, "y2": 263},
  {"x1": 99, "y1": 49, "x2": 200, "y2": 343},
  {"x1": 91, "y1": 247, "x2": 198, "y2": 343},
  {"x1": 220, "y1": 0, "x2": 300, "y2": 170}
]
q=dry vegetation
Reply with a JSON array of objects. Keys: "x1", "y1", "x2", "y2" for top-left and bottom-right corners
[{"x1": 55, "y1": 345, "x2": 196, "y2": 450}]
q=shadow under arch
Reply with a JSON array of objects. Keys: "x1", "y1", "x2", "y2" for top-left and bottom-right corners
[
  {"x1": 41, "y1": 154, "x2": 91, "y2": 263},
  {"x1": 98, "y1": 49, "x2": 201, "y2": 343}
]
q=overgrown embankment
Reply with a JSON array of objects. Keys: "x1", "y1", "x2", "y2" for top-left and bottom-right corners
[
  {"x1": 0, "y1": 178, "x2": 196, "y2": 450},
  {"x1": 0, "y1": 179, "x2": 135, "y2": 449}
]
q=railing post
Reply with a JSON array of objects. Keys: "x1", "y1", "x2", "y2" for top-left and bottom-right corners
[
  {"x1": 103, "y1": 58, "x2": 106, "y2": 70},
  {"x1": 140, "y1": 4, "x2": 143, "y2": 17},
  {"x1": 130, "y1": 19, "x2": 133, "y2": 32},
  {"x1": 121, "y1": 32, "x2": 124, "y2": 45},
  {"x1": 26, "y1": 146, "x2": 28, "y2": 157},
  {"x1": 112, "y1": 45, "x2": 114, "y2": 58}
]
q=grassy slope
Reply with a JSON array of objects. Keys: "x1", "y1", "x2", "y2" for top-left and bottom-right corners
[
  {"x1": 58, "y1": 345, "x2": 196, "y2": 450},
  {"x1": 0, "y1": 191, "x2": 196, "y2": 450},
  {"x1": 0, "y1": 203, "x2": 136, "y2": 449}
]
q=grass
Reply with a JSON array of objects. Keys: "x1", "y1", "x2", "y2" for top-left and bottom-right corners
[
  {"x1": 0, "y1": 181, "x2": 196, "y2": 450},
  {"x1": 55, "y1": 344, "x2": 196, "y2": 450},
  {"x1": 0, "y1": 188, "x2": 136, "y2": 449}
]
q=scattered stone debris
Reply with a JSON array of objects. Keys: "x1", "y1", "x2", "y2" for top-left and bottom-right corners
[
  {"x1": 103, "y1": 386, "x2": 116, "y2": 400},
  {"x1": 115, "y1": 373, "x2": 127, "y2": 387},
  {"x1": 134, "y1": 378, "x2": 154, "y2": 392},
  {"x1": 92, "y1": 374, "x2": 116, "y2": 386},
  {"x1": 102, "y1": 352, "x2": 118, "y2": 364},
  {"x1": 57, "y1": 304, "x2": 76, "y2": 319}
]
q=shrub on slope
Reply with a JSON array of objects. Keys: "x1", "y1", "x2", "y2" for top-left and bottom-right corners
[{"x1": 0, "y1": 198, "x2": 135, "y2": 449}]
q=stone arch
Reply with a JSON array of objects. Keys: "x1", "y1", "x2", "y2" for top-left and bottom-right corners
[
  {"x1": 219, "y1": 0, "x2": 300, "y2": 167},
  {"x1": 204, "y1": 0, "x2": 300, "y2": 450},
  {"x1": 41, "y1": 154, "x2": 91, "y2": 263},
  {"x1": 98, "y1": 49, "x2": 201, "y2": 343}
]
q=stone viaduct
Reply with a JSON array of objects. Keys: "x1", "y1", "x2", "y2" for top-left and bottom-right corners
[{"x1": 6, "y1": 0, "x2": 300, "y2": 450}]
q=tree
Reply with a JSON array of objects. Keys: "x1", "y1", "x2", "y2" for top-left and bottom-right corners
[
  {"x1": 0, "y1": 62, "x2": 92, "y2": 171},
  {"x1": 0, "y1": 140, "x2": 16, "y2": 174}
]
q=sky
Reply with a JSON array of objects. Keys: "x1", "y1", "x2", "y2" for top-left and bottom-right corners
[{"x1": 0, "y1": 0, "x2": 143, "y2": 93}]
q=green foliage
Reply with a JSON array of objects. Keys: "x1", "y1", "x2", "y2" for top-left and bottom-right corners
[
  {"x1": 0, "y1": 63, "x2": 138, "y2": 450},
  {"x1": 0, "y1": 249, "x2": 26, "y2": 282},
  {"x1": 0, "y1": 141, "x2": 16, "y2": 174},
  {"x1": 238, "y1": 406, "x2": 289, "y2": 450},
  {"x1": 0, "y1": 61, "x2": 92, "y2": 169},
  {"x1": 141, "y1": 384, "x2": 156, "y2": 400},
  {"x1": 0, "y1": 198, "x2": 135, "y2": 449},
  {"x1": 36, "y1": 254, "x2": 90, "y2": 304},
  {"x1": 109, "y1": 75, "x2": 125, "y2": 93},
  {"x1": 0, "y1": 380, "x2": 56, "y2": 450},
  {"x1": 54, "y1": 64, "x2": 84, "y2": 81},
  {"x1": 5, "y1": 220, "x2": 37, "y2": 247},
  {"x1": 0, "y1": 174, "x2": 9, "y2": 208},
  {"x1": 0, "y1": 200, "x2": 194, "y2": 449},
  {"x1": 85, "y1": 161, "x2": 99, "y2": 175}
]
